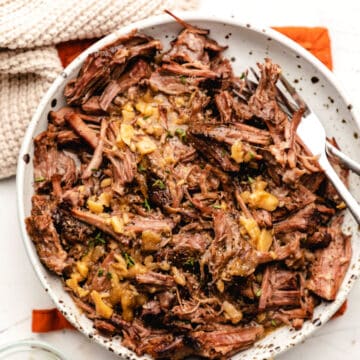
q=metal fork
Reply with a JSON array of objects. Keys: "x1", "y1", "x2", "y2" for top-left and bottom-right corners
[
  {"x1": 277, "y1": 74, "x2": 360, "y2": 175},
  {"x1": 247, "y1": 68, "x2": 360, "y2": 225}
]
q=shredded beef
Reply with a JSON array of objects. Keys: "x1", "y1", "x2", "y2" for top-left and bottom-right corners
[{"x1": 26, "y1": 11, "x2": 352, "y2": 360}]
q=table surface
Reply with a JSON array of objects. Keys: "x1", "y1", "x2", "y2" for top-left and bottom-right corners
[{"x1": 2, "y1": 0, "x2": 360, "y2": 359}]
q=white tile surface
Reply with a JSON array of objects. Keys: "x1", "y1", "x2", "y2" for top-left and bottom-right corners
[{"x1": 1, "y1": 0, "x2": 360, "y2": 358}]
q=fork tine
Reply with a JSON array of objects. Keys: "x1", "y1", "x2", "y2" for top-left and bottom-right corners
[
  {"x1": 275, "y1": 84, "x2": 299, "y2": 115},
  {"x1": 279, "y1": 73, "x2": 309, "y2": 115},
  {"x1": 250, "y1": 67, "x2": 260, "y2": 81}
]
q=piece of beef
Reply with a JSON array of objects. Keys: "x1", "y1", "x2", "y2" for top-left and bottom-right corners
[
  {"x1": 248, "y1": 59, "x2": 288, "y2": 126},
  {"x1": 70, "y1": 209, "x2": 123, "y2": 242},
  {"x1": 26, "y1": 195, "x2": 68, "y2": 274},
  {"x1": 215, "y1": 91, "x2": 233, "y2": 122},
  {"x1": 172, "y1": 232, "x2": 209, "y2": 254},
  {"x1": 187, "y1": 133, "x2": 240, "y2": 172},
  {"x1": 52, "y1": 208, "x2": 94, "y2": 245},
  {"x1": 64, "y1": 50, "x2": 112, "y2": 105},
  {"x1": 126, "y1": 216, "x2": 175, "y2": 234},
  {"x1": 56, "y1": 130, "x2": 81, "y2": 146},
  {"x1": 190, "y1": 325, "x2": 264, "y2": 359},
  {"x1": 99, "y1": 59, "x2": 151, "y2": 110},
  {"x1": 259, "y1": 265, "x2": 301, "y2": 311},
  {"x1": 136, "y1": 271, "x2": 176, "y2": 288},
  {"x1": 306, "y1": 227, "x2": 331, "y2": 248},
  {"x1": 82, "y1": 119, "x2": 107, "y2": 179},
  {"x1": 204, "y1": 212, "x2": 258, "y2": 281},
  {"x1": 94, "y1": 319, "x2": 117, "y2": 336},
  {"x1": 307, "y1": 215, "x2": 351, "y2": 300},
  {"x1": 161, "y1": 62, "x2": 218, "y2": 78},
  {"x1": 33, "y1": 131, "x2": 77, "y2": 191},
  {"x1": 107, "y1": 149, "x2": 136, "y2": 194},
  {"x1": 251, "y1": 209, "x2": 272, "y2": 228},
  {"x1": 65, "y1": 113, "x2": 99, "y2": 149},
  {"x1": 81, "y1": 96, "x2": 105, "y2": 114},
  {"x1": 273, "y1": 203, "x2": 319, "y2": 234},
  {"x1": 149, "y1": 70, "x2": 194, "y2": 95},
  {"x1": 190, "y1": 123, "x2": 271, "y2": 146},
  {"x1": 49, "y1": 106, "x2": 74, "y2": 126}
]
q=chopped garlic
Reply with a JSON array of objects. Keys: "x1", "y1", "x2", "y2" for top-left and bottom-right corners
[
  {"x1": 336, "y1": 201, "x2": 346, "y2": 209},
  {"x1": 216, "y1": 279, "x2": 225, "y2": 293},
  {"x1": 91, "y1": 290, "x2": 113, "y2": 319},
  {"x1": 135, "y1": 100, "x2": 155, "y2": 117},
  {"x1": 100, "y1": 178, "x2": 112, "y2": 188},
  {"x1": 122, "y1": 102, "x2": 135, "y2": 122},
  {"x1": 122, "y1": 109, "x2": 135, "y2": 122},
  {"x1": 160, "y1": 261, "x2": 171, "y2": 271},
  {"x1": 241, "y1": 179, "x2": 279, "y2": 212},
  {"x1": 87, "y1": 198, "x2": 103, "y2": 214},
  {"x1": 249, "y1": 190, "x2": 279, "y2": 211},
  {"x1": 231, "y1": 140, "x2": 245, "y2": 163},
  {"x1": 141, "y1": 230, "x2": 161, "y2": 251},
  {"x1": 174, "y1": 96, "x2": 185, "y2": 106},
  {"x1": 257, "y1": 229, "x2": 273, "y2": 252},
  {"x1": 240, "y1": 216, "x2": 261, "y2": 243},
  {"x1": 120, "y1": 123, "x2": 135, "y2": 146},
  {"x1": 98, "y1": 192, "x2": 112, "y2": 207},
  {"x1": 136, "y1": 137, "x2": 157, "y2": 155},
  {"x1": 172, "y1": 266, "x2": 186, "y2": 286},
  {"x1": 223, "y1": 301, "x2": 243, "y2": 324},
  {"x1": 111, "y1": 216, "x2": 124, "y2": 234},
  {"x1": 76, "y1": 261, "x2": 89, "y2": 278}
]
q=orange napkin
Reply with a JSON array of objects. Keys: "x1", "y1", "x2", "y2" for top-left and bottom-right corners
[
  {"x1": 32, "y1": 309, "x2": 74, "y2": 332},
  {"x1": 32, "y1": 26, "x2": 339, "y2": 333}
]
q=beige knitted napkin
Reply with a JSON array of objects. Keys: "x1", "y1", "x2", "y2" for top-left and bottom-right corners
[{"x1": 0, "y1": 0, "x2": 197, "y2": 179}]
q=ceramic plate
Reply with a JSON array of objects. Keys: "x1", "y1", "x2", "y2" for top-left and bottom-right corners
[{"x1": 16, "y1": 11, "x2": 360, "y2": 360}]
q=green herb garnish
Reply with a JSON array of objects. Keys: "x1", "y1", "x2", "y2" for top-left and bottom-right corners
[
  {"x1": 124, "y1": 252, "x2": 135, "y2": 268},
  {"x1": 180, "y1": 75, "x2": 187, "y2": 84},
  {"x1": 221, "y1": 148, "x2": 227, "y2": 156},
  {"x1": 143, "y1": 115, "x2": 151, "y2": 120},
  {"x1": 153, "y1": 179, "x2": 166, "y2": 189},
  {"x1": 184, "y1": 258, "x2": 195, "y2": 267},
  {"x1": 240, "y1": 72, "x2": 246, "y2": 79},
  {"x1": 89, "y1": 232, "x2": 106, "y2": 247},
  {"x1": 97, "y1": 269, "x2": 104, "y2": 277},
  {"x1": 91, "y1": 168, "x2": 98, "y2": 172},
  {"x1": 34, "y1": 176, "x2": 46, "y2": 183},
  {"x1": 247, "y1": 151, "x2": 255, "y2": 160},
  {"x1": 166, "y1": 131, "x2": 174, "y2": 139},
  {"x1": 248, "y1": 176, "x2": 255, "y2": 183},
  {"x1": 143, "y1": 198, "x2": 151, "y2": 212},
  {"x1": 212, "y1": 204, "x2": 222, "y2": 209},
  {"x1": 138, "y1": 164, "x2": 146, "y2": 172},
  {"x1": 271, "y1": 319, "x2": 277, "y2": 327},
  {"x1": 255, "y1": 289, "x2": 262, "y2": 297},
  {"x1": 175, "y1": 128, "x2": 186, "y2": 141},
  {"x1": 95, "y1": 232, "x2": 106, "y2": 245},
  {"x1": 106, "y1": 272, "x2": 112, "y2": 280}
]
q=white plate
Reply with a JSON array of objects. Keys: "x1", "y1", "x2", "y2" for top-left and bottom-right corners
[{"x1": 16, "y1": 11, "x2": 360, "y2": 360}]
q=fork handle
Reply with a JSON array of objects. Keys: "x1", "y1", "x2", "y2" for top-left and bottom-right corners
[
  {"x1": 320, "y1": 154, "x2": 360, "y2": 225},
  {"x1": 326, "y1": 142, "x2": 360, "y2": 176}
]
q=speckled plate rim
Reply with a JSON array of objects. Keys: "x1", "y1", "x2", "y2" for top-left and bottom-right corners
[{"x1": 16, "y1": 11, "x2": 360, "y2": 360}]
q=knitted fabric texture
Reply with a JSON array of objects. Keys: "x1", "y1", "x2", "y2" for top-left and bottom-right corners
[{"x1": 0, "y1": 0, "x2": 197, "y2": 179}]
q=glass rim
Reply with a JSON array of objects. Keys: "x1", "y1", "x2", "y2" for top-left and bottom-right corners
[{"x1": 0, "y1": 339, "x2": 68, "y2": 359}]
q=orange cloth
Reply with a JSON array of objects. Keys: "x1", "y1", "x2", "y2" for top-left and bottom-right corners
[
  {"x1": 273, "y1": 27, "x2": 333, "y2": 70},
  {"x1": 32, "y1": 26, "x2": 341, "y2": 333},
  {"x1": 32, "y1": 309, "x2": 74, "y2": 332}
]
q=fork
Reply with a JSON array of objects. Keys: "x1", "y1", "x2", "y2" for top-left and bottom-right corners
[{"x1": 247, "y1": 68, "x2": 360, "y2": 225}]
